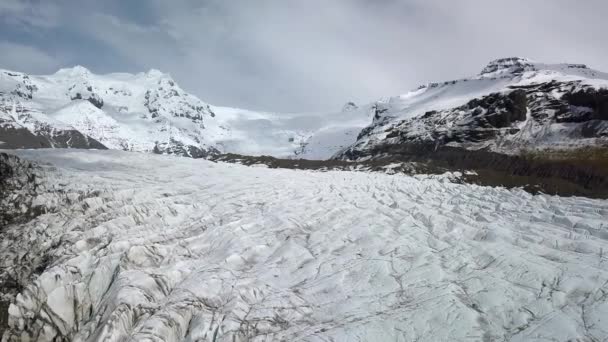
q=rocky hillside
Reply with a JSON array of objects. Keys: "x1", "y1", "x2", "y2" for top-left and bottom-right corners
[{"x1": 336, "y1": 57, "x2": 608, "y2": 161}]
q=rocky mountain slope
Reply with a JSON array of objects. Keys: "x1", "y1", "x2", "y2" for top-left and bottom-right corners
[{"x1": 336, "y1": 57, "x2": 608, "y2": 160}]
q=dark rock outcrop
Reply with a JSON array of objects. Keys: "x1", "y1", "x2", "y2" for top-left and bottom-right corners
[
  {"x1": 342, "y1": 102, "x2": 359, "y2": 112},
  {"x1": 4, "y1": 72, "x2": 38, "y2": 100},
  {"x1": 0, "y1": 125, "x2": 107, "y2": 150},
  {"x1": 0, "y1": 153, "x2": 42, "y2": 228},
  {"x1": 71, "y1": 92, "x2": 104, "y2": 109},
  {"x1": 479, "y1": 57, "x2": 537, "y2": 76},
  {"x1": 153, "y1": 139, "x2": 218, "y2": 159},
  {"x1": 562, "y1": 88, "x2": 608, "y2": 121},
  {"x1": 467, "y1": 90, "x2": 528, "y2": 128}
]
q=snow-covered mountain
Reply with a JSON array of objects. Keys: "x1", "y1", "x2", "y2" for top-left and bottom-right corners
[
  {"x1": 2, "y1": 57, "x2": 607, "y2": 161},
  {"x1": 336, "y1": 57, "x2": 608, "y2": 160},
  {"x1": 0, "y1": 66, "x2": 229, "y2": 157},
  {"x1": 0, "y1": 66, "x2": 372, "y2": 159}
]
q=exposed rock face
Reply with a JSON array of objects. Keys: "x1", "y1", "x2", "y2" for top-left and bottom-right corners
[
  {"x1": 468, "y1": 90, "x2": 528, "y2": 128},
  {"x1": 153, "y1": 139, "x2": 219, "y2": 159},
  {"x1": 0, "y1": 153, "x2": 42, "y2": 228},
  {"x1": 562, "y1": 88, "x2": 608, "y2": 121},
  {"x1": 65, "y1": 68, "x2": 105, "y2": 109},
  {"x1": 70, "y1": 91, "x2": 104, "y2": 109},
  {"x1": 0, "y1": 126, "x2": 53, "y2": 149},
  {"x1": 371, "y1": 102, "x2": 391, "y2": 123},
  {"x1": 0, "y1": 124, "x2": 107, "y2": 150},
  {"x1": 7, "y1": 73, "x2": 38, "y2": 100},
  {"x1": 479, "y1": 57, "x2": 537, "y2": 76}
]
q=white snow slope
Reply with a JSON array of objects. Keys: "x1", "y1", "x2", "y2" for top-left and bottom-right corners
[{"x1": 2, "y1": 149, "x2": 608, "y2": 341}]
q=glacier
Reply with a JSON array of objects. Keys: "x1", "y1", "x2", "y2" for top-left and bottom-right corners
[{"x1": 1, "y1": 149, "x2": 608, "y2": 341}]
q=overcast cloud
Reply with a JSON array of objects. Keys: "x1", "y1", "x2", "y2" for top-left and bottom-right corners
[{"x1": 1, "y1": 0, "x2": 607, "y2": 112}]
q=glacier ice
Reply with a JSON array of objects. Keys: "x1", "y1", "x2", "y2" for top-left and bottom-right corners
[{"x1": 0, "y1": 149, "x2": 607, "y2": 341}]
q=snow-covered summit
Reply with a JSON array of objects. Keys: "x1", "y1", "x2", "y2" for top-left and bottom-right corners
[
  {"x1": 143, "y1": 68, "x2": 166, "y2": 78},
  {"x1": 53, "y1": 65, "x2": 92, "y2": 78},
  {"x1": 477, "y1": 57, "x2": 608, "y2": 82},
  {"x1": 479, "y1": 57, "x2": 536, "y2": 77}
]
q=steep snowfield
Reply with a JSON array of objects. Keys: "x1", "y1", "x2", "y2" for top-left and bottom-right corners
[{"x1": 2, "y1": 149, "x2": 608, "y2": 341}]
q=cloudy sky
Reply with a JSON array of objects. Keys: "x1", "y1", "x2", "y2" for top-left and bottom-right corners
[{"x1": 1, "y1": 0, "x2": 607, "y2": 112}]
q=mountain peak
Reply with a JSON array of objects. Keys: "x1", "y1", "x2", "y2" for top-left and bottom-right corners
[
  {"x1": 144, "y1": 69, "x2": 174, "y2": 81},
  {"x1": 146, "y1": 69, "x2": 165, "y2": 77},
  {"x1": 54, "y1": 65, "x2": 92, "y2": 77},
  {"x1": 479, "y1": 57, "x2": 536, "y2": 77},
  {"x1": 342, "y1": 102, "x2": 358, "y2": 112},
  {"x1": 142, "y1": 69, "x2": 178, "y2": 87}
]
